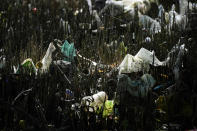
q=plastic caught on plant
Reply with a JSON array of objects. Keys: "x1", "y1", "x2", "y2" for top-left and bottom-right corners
[
  {"x1": 135, "y1": 48, "x2": 165, "y2": 66},
  {"x1": 118, "y1": 47, "x2": 165, "y2": 74},
  {"x1": 102, "y1": 100, "x2": 114, "y2": 118},
  {"x1": 17, "y1": 58, "x2": 37, "y2": 75},
  {"x1": 40, "y1": 42, "x2": 56, "y2": 72},
  {"x1": 61, "y1": 40, "x2": 76, "y2": 62},
  {"x1": 81, "y1": 91, "x2": 108, "y2": 112},
  {"x1": 0, "y1": 56, "x2": 6, "y2": 69},
  {"x1": 0, "y1": 49, "x2": 6, "y2": 69},
  {"x1": 117, "y1": 74, "x2": 155, "y2": 98},
  {"x1": 118, "y1": 54, "x2": 150, "y2": 74}
]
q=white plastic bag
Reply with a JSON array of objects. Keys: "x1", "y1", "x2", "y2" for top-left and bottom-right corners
[
  {"x1": 118, "y1": 48, "x2": 165, "y2": 74},
  {"x1": 118, "y1": 54, "x2": 150, "y2": 74},
  {"x1": 135, "y1": 48, "x2": 164, "y2": 66},
  {"x1": 41, "y1": 42, "x2": 56, "y2": 72}
]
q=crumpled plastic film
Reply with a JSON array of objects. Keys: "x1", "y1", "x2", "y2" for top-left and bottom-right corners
[
  {"x1": 102, "y1": 100, "x2": 114, "y2": 118},
  {"x1": 117, "y1": 74, "x2": 155, "y2": 98},
  {"x1": 81, "y1": 91, "x2": 108, "y2": 112},
  {"x1": 135, "y1": 48, "x2": 164, "y2": 66},
  {"x1": 20, "y1": 58, "x2": 37, "y2": 74},
  {"x1": 61, "y1": 40, "x2": 76, "y2": 62},
  {"x1": 118, "y1": 48, "x2": 165, "y2": 74},
  {"x1": 118, "y1": 54, "x2": 150, "y2": 74}
]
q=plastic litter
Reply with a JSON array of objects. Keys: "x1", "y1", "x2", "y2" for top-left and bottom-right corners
[
  {"x1": 61, "y1": 40, "x2": 76, "y2": 62},
  {"x1": 158, "y1": 4, "x2": 165, "y2": 23},
  {"x1": 168, "y1": 4, "x2": 187, "y2": 31},
  {"x1": 105, "y1": 0, "x2": 151, "y2": 15},
  {"x1": 19, "y1": 120, "x2": 25, "y2": 129},
  {"x1": 118, "y1": 54, "x2": 149, "y2": 74},
  {"x1": 0, "y1": 49, "x2": 6, "y2": 69},
  {"x1": 102, "y1": 100, "x2": 114, "y2": 118},
  {"x1": 153, "y1": 85, "x2": 165, "y2": 91},
  {"x1": 145, "y1": 36, "x2": 151, "y2": 43},
  {"x1": 86, "y1": 0, "x2": 92, "y2": 14},
  {"x1": 159, "y1": 123, "x2": 182, "y2": 131},
  {"x1": 81, "y1": 91, "x2": 108, "y2": 112},
  {"x1": 92, "y1": 10, "x2": 104, "y2": 29},
  {"x1": 135, "y1": 48, "x2": 164, "y2": 66},
  {"x1": 40, "y1": 42, "x2": 56, "y2": 72},
  {"x1": 141, "y1": 73, "x2": 156, "y2": 88},
  {"x1": 17, "y1": 58, "x2": 37, "y2": 75},
  {"x1": 0, "y1": 56, "x2": 6, "y2": 69},
  {"x1": 65, "y1": 89, "x2": 74, "y2": 100},
  {"x1": 117, "y1": 74, "x2": 155, "y2": 98},
  {"x1": 119, "y1": 47, "x2": 166, "y2": 74},
  {"x1": 53, "y1": 60, "x2": 71, "y2": 69},
  {"x1": 139, "y1": 15, "x2": 161, "y2": 34}
]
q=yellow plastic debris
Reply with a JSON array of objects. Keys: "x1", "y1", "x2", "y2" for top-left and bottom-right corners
[{"x1": 102, "y1": 100, "x2": 114, "y2": 118}]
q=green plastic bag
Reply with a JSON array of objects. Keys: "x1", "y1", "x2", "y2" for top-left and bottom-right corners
[
  {"x1": 61, "y1": 40, "x2": 76, "y2": 62},
  {"x1": 16, "y1": 58, "x2": 37, "y2": 74}
]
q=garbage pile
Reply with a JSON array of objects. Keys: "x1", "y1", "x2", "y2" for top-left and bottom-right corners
[{"x1": 0, "y1": 0, "x2": 197, "y2": 131}]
